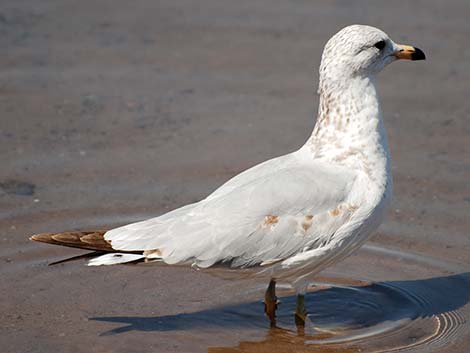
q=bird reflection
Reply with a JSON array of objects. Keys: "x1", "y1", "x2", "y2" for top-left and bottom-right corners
[{"x1": 208, "y1": 326, "x2": 359, "y2": 353}]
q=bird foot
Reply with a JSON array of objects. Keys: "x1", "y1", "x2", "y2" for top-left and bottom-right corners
[
  {"x1": 264, "y1": 279, "x2": 278, "y2": 326},
  {"x1": 294, "y1": 294, "x2": 308, "y2": 328},
  {"x1": 264, "y1": 300, "x2": 279, "y2": 327},
  {"x1": 294, "y1": 310, "x2": 308, "y2": 327}
]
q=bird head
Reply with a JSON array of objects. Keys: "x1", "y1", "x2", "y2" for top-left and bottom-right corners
[{"x1": 319, "y1": 25, "x2": 425, "y2": 82}]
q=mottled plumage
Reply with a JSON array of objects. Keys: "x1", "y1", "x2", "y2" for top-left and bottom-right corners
[{"x1": 31, "y1": 25, "x2": 425, "y2": 302}]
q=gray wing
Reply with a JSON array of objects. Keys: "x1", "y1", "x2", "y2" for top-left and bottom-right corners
[{"x1": 104, "y1": 152, "x2": 358, "y2": 268}]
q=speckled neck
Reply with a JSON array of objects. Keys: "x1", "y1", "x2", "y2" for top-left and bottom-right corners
[
  {"x1": 305, "y1": 75, "x2": 391, "y2": 183},
  {"x1": 313, "y1": 75, "x2": 379, "y2": 139}
]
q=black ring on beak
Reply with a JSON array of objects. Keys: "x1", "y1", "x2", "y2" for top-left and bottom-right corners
[{"x1": 411, "y1": 47, "x2": 426, "y2": 61}]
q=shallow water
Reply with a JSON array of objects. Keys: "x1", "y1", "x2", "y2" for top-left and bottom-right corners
[
  {"x1": 3, "y1": 208, "x2": 469, "y2": 352},
  {"x1": 2, "y1": 0, "x2": 470, "y2": 352},
  {"x1": 89, "y1": 245, "x2": 470, "y2": 352}
]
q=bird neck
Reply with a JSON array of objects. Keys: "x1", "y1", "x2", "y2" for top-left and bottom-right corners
[{"x1": 304, "y1": 75, "x2": 391, "y2": 181}]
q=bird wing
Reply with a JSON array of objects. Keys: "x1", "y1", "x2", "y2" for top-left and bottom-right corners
[{"x1": 104, "y1": 151, "x2": 358, "y2": 268}]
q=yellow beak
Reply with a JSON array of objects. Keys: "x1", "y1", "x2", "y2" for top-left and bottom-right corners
[{"x1": 395, "y1": 44, "x2": 426, "y2": 60}]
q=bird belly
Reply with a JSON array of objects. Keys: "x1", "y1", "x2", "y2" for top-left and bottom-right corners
[{"x1": 272, "y1": 181, "x2": 392, "y2": 286}]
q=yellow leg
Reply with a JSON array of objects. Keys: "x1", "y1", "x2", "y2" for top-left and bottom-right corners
[
  {"x1": 264, "y1": 279, "x2": 278, "y2": 327},
  {"x1": 294, "y1": 294, "x2": 307, "y2": 327}
]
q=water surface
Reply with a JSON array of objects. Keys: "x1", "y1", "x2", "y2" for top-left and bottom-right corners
[{"x1": 2, "y1": 0, "x2": 470, "y2": 352}]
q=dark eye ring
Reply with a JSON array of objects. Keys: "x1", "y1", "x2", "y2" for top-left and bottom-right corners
[{"x1": 374, "y1": 40, "x2": 386, "y2": 50}]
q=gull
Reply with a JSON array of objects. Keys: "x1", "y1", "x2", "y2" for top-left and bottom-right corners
[{"x1": 31, "y1": 25, "x2": 425, "y2": 327}]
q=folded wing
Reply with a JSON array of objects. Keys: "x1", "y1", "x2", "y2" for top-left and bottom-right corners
[{"x1": 104, "y1": 152, "x2": 357, "y2": 268}]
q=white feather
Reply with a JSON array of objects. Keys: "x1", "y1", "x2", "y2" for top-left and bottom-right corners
[
  {"x1": 100, "y1": 25, "x2": 405, "y2": 291},
  {"x1": 87, "y1": 253, "x2": 145, "y2": 266}
]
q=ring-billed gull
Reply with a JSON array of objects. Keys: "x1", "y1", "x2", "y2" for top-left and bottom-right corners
[{"x1": 31, "y1": 24, "x2": 425, "y2": 326}]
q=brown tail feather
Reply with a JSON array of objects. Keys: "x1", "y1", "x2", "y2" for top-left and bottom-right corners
[{"x1": 30, "y1": 230, "x2": 114, "y2": 252}]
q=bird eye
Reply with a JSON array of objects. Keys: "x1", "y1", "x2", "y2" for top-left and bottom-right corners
[{"x1": 374, "y1": 40, "x2": 386, "y2": 50}]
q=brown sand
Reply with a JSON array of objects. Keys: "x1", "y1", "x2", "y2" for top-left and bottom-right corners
[{"x1": 1, "y1": 1, "x2": 470, "y2": 352}]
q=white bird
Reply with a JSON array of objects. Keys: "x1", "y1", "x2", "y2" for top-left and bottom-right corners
[{"x1": 31, "y1": 24, "x2": 425, "y2": 326}]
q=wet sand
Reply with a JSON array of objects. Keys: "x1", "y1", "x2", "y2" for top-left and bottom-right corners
[{"x1": 1, "y1": 0, "x2": 470, "y2": 352}]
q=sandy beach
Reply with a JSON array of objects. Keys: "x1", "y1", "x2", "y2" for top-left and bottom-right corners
[{"x1": 1, "y1": 1, "x2": 470, "y2": 352}]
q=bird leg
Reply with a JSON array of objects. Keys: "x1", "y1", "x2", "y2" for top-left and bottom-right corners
[
  {"x1": 294, "y1": 294, "x2": 307, "y2": 327},
  {"x1": 264, "y1": 279, "x2": 278, "y2": 327}
]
